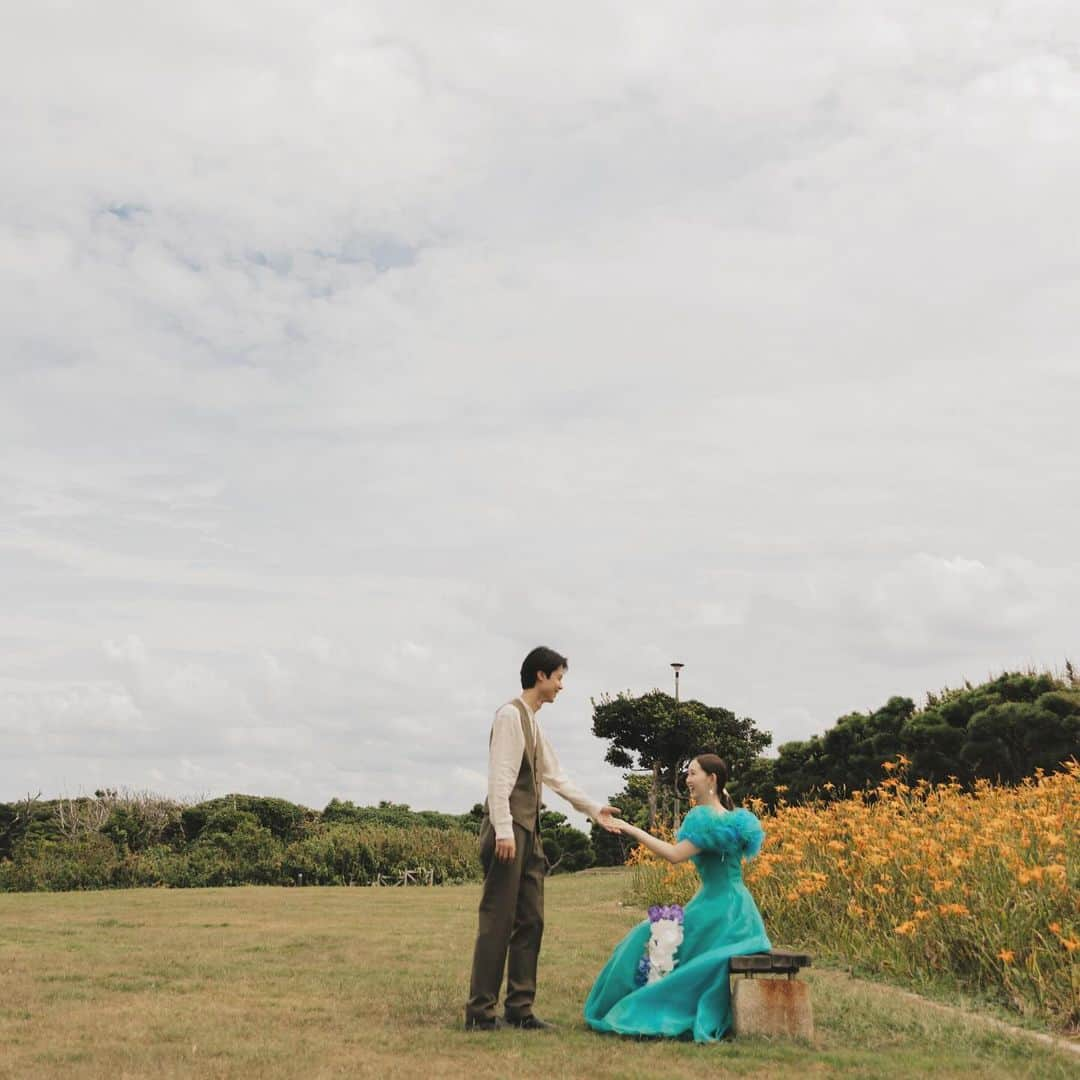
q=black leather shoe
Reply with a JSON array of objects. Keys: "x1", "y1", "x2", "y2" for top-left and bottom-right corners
[
  {"x1": 504, "y1": 1013, "x2": 556, "y2": 1031},
  {"x1": 464, "y1": 1015, "x2": 503, "y2": 1031}
]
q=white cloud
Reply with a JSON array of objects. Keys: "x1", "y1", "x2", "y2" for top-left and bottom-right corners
[
  {"x1": 2, "y1": 3, "x2": 1079, "y2": 817},
  {"x1": 104, "y1": 635, "x2": 148, "y2": 666},
  {"x1": 0, "y1": 680, "x2": 147, "y2": 740},
  {"x1": 866, "y1": 554, "x2": 1053, "y2": 644}
]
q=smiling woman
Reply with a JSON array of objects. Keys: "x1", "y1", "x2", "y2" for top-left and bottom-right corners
[
  {"x1": 584, "y1": 755, "x2": 771, "y2": 1042},
  {"x1": 631, "y1": 757, "x2": 1080, "y2": 1034}
]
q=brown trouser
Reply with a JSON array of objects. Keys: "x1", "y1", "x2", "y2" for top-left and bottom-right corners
[{"x1": 466, "y1": 818, "x2": 545, "y2": 1022}]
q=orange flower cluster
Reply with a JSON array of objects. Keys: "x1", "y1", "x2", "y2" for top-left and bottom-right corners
[{"x1": 629, "y1": 758, "x2": 1080, "y2": 1033}]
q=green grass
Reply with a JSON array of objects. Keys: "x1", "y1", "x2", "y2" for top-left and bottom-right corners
[{"x1": 0, "y1": 870, "x2": 1076, "y2": 1079}]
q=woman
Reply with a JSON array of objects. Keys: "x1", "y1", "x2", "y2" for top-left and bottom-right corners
[{"x1": 584, "y1": 754, "x2": 771, "y2": 1042}]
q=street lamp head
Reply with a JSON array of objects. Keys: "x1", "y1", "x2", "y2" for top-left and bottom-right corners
[{"x1": 671, "y1": 662, "x2": 684, "y2": 703}]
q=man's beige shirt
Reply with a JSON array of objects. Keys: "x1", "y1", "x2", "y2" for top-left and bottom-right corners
[{"x1": 487, "y1": 698, "x2": 603, "y2": 840}]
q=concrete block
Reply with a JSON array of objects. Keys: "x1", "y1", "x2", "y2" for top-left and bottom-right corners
[{"x1": 731, "y1": 977, "x2": 814, "y2": 1040}]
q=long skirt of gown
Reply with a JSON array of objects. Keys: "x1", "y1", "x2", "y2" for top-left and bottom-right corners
[{"x1": 584, "y1": 873, "x2": 771, "y2": 1043}]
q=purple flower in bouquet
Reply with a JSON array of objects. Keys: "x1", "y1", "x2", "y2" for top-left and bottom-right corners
[{"x1": 649, "y1": 904, "x2": 684, "y2": 924}]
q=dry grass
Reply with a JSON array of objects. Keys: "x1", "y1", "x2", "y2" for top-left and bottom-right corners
[{"x1": 0, "y1": 872, "x2": 1076, "y2": 1079}]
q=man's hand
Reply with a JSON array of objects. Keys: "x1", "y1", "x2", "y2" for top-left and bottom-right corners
[
  {"x1": 596, "y1": 805, "x2": 622, "y2": 833},
  {"x1": 495, "y1": 836, "x2": 516, "y2": 863}
]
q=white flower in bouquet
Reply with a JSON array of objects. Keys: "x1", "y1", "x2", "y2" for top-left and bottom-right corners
[
  {"x1": 645, "y1": 917, "x2": 684, "y2": 983},
  {"x1": 651, "y1": 920, "x2": 683, "y2": 952},
  {"x1": 636, "y1": 904, "x2": 685, "y2": 987}
]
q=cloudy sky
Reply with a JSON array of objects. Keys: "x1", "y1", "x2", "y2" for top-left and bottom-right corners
[{"x1": 2, "y1": 2, "x2": 1078, "y2": 824}]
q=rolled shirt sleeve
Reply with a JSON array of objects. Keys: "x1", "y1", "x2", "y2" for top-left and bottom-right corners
[
  {"x1": 538, "y1": 728, "x2": 603, "y2": 822},
  {"x1": 488, "y1": 704, "x2": 526, "y2": 840}
]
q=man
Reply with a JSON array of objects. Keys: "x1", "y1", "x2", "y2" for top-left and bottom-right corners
[{"x1": 465, "y1": 646, "x2": 621, "y2": 1031}]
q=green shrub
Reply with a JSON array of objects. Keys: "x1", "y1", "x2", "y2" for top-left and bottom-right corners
[
  {"x1": 181, "y1": 796, "x2": 310, "y2": 842},
  {"x1": 321, "y1": 799, "x2": 475, "y2": 833},
  {"x1": 0, "y1": 799, "x2": 61, "y2": 860},
  {"x1": 319, "y1": 823, "x2": 480, "y2": 884},
  {"x1": 282, "y1": 825, "x2": 377, "y2": 885},
  {"x1": 285, "y1": 823, "x2": 481, "y2": 885},
  {"x1": 0, "y1": 835, "x2": 122, "y2": 891},
  {"x1": 102, "y1": 803, "x2": 184, "y2": 853},
  {"x1": 189, "y1": 817, "x2": 284, "y2": 885},
  {"x1": 365, "y1": 824, "x2": 480, "y2": 883},
  {"x1": 118, "y1": 844, "x2": 186, "y2": 887},
  {"x1": 0, "y1": 786, "x2": 488, "y2": 890}
]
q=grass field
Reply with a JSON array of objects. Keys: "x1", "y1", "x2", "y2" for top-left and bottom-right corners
[{"x1": 1, "y1": 870, "x2": 1077, "y2": 1079}]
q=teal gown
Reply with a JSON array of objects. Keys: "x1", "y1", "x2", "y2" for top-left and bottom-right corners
[{"x1": 584, "y1": 806, "x2": 771, "y2": 1043}]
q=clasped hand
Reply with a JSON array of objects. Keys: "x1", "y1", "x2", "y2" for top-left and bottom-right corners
[{"x1": 494, "y1": 805, "x2": 623, "y2": 863}]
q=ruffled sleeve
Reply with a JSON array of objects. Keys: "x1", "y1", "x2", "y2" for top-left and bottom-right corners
[{"x1": 677, "y1": 807, "x2": 765, "y2": 859}]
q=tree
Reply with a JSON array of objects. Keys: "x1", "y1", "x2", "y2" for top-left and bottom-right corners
[
  {"x1": 590, "y1": 775, "x2": 652, "y2": 867},
  {"x1": 726, "y1": 755, "x2": 777, "y2": 809},
  {"x1": 539, "y1": 809, "x2": 594, "y2": 874},
  {"x1": 591, "y1": 690, "x2": 771, "y2": 827},
  {"x1": 818, "y1": 697, "x2": 914, "y2": 793},
  {"x1": 771, "y1": 670, "x2": 1080, "y2": 800}
]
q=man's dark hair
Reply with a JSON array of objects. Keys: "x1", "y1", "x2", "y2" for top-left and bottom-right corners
[{"x1": 520, "y1": 646, "x2": 568, "y2": 690}]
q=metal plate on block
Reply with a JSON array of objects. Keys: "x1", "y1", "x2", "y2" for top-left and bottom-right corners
[{"x1": 730, "y1": 949, "x2": 812, "y2": 974}]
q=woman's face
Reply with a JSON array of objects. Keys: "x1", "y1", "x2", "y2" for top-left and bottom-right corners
[{"x1": 686, "y1": 758, "x2": 714, "y2": 802}]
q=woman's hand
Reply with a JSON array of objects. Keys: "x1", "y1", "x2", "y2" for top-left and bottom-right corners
[{"x1": 611, "y1": 821, "x2": 699, "y2": 865}]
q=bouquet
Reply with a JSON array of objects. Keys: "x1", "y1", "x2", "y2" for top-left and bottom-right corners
[{"x1": 634, "y1": 904, "x2": 684, "y2": 986}]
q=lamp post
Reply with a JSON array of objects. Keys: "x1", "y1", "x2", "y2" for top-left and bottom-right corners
[
  {"x1": 671, "y1": 662, "x2": 684, "y2": 703},
  {"x1": 671, "y1": 662, "x2": 685, "y2": 824}
]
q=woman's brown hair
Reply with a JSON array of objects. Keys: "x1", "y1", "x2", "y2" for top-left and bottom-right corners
[{"x1": 695, "y1": 754, "x2": 735, "y2": 810}]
